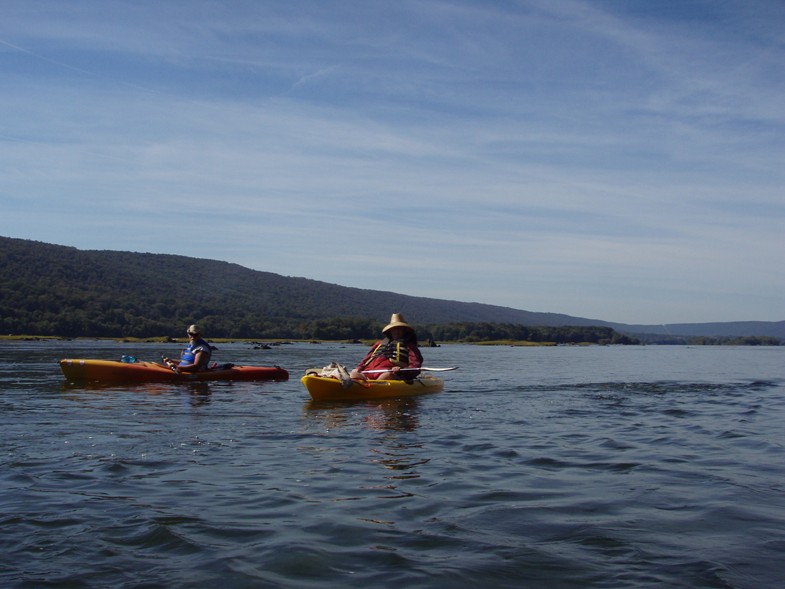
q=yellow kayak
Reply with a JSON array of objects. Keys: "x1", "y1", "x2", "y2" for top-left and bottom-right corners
[{"x1": 301, "y1": 374, "x2": 444, "y2": 402}]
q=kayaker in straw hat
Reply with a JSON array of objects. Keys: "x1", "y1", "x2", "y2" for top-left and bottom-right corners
[
  {"x1": 163, "y1": 324, "x2": 213, "y2": 373},
  {"x1": 350, "y1": 313, "x2": 423, "y2": 381}
]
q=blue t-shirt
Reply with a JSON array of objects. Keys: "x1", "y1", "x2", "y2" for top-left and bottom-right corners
[{"x1": 179, "y1": 338, "x2": 212, "y2": 369}]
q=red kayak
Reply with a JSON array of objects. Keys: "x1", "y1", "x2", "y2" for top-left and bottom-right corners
[{"x1": 60, "y1": 358, "x2": 289, "y2": 383}]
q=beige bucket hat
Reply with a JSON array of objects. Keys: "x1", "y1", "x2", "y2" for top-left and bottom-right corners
[
  {"x1": 187, "y1": 324, "x2": 201, "y2": 336},
  {"x1": 382, "y1": 313, "x2": 414, "y2": 334}
]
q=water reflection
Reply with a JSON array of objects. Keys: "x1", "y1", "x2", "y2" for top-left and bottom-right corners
[
  {"x1": 363, "y1": 397, "x2": 420, "y2": 432},
  {"x1": 302, "y1": 397, "x2": 428, "y2": 499},
  {"x1": 181, "y1": 382, "x2": 211, "y2": 406},
  {"x1": 59, "y1": 381, "x2": 212, "y2": 406},
  {"x1": 302, "y1": 397, "x2": 421, "y2": 432},
  {"x1": 366, "y1": 433, "x2": 428, "y2": 498}
]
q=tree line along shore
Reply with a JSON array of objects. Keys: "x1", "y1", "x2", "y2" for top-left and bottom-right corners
[{"x1": 1, "y1": 329, "x2": 779, "y2": 346}]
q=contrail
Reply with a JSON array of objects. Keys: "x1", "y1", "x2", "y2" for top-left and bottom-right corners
[{"x1": 0, "y1": 37, "x2": 95, "y2": 76}]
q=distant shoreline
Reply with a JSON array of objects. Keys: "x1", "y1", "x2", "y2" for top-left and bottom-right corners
[
  {"x1": 0, "y1": 335, "x2": 562, "y2": 346},
  {"x1": 2, "y1": 335, "x2": 778, "y2": 347}
]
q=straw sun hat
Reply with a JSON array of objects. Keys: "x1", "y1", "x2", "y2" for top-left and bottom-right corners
[{"x1": 382, "y1": 313, "x2": 414, "y2": 334}]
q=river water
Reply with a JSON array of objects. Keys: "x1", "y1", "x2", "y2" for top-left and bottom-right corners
[{"x1": 1, "y1": 340, "x2": 783, "y2": 588}]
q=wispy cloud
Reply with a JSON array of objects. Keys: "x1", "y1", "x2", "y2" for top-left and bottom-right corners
[{"x1": 1, "y1": 0, "x2": 783, "y2": 323}]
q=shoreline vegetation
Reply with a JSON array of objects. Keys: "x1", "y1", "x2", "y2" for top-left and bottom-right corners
[
  {"x1": 2, "y1": 324, "x2": 641, "y2": 346},
  {"x1": 1, "y1": 334, "x2": 779, "y2": 346}
]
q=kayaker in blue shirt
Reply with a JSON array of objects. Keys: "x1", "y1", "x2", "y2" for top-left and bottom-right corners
[{"x1": 163, "y1": 324, "x2": 213, "y2": 373}]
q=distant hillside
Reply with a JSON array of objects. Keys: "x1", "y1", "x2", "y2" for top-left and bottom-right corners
[
  {"x1": 1, "y1": 236, "x2": 782, "y2": 341},
  {"x1": 612, "y1": 321, "x2": 785, "y2": 340},
  {"x1": 0, "y1": 235, "x2": 607, "y2": 337}
]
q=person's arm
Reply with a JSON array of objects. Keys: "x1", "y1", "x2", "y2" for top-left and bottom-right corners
[
  {"x1": 409, "y1": 343, "x2": 423, "y2": 367},
  {"x1": 355, "y1": 343, "x2": 380, "y2": 371},
  {"x1": 350, "y1": 344, "x2": 378, "y2": 379},
  {"x1": 406, "y1": 344, "x2": 423, "y2": 376},
  {"x1": 164, "y1": 349, "x2": 206, "y2": 373}
]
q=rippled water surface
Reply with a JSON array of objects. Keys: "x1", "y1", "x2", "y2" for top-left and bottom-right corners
[{"x1": 1, "y1": 341, "x2": 784, "y2": 588}]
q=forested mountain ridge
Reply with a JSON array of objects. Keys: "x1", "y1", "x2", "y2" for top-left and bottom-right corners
[
  {"x1": 1, "y1": 236, "x2": 782, "y2": 342},
  {"x1": 0, "y1": 236, "x2": 601, "y2": 336}
]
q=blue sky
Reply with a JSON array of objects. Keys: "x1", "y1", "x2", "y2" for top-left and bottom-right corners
[{"x1": 2, "y1": 0, "x2": 783, "y2": 325}]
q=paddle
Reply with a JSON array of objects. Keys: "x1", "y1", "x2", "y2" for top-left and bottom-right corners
[
  {"x1": 361, "y1": 366, "x2": 458, "y2": 374},
  {"x1": 160, "y1": 353, "x2": 180, "y2": 374}
]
